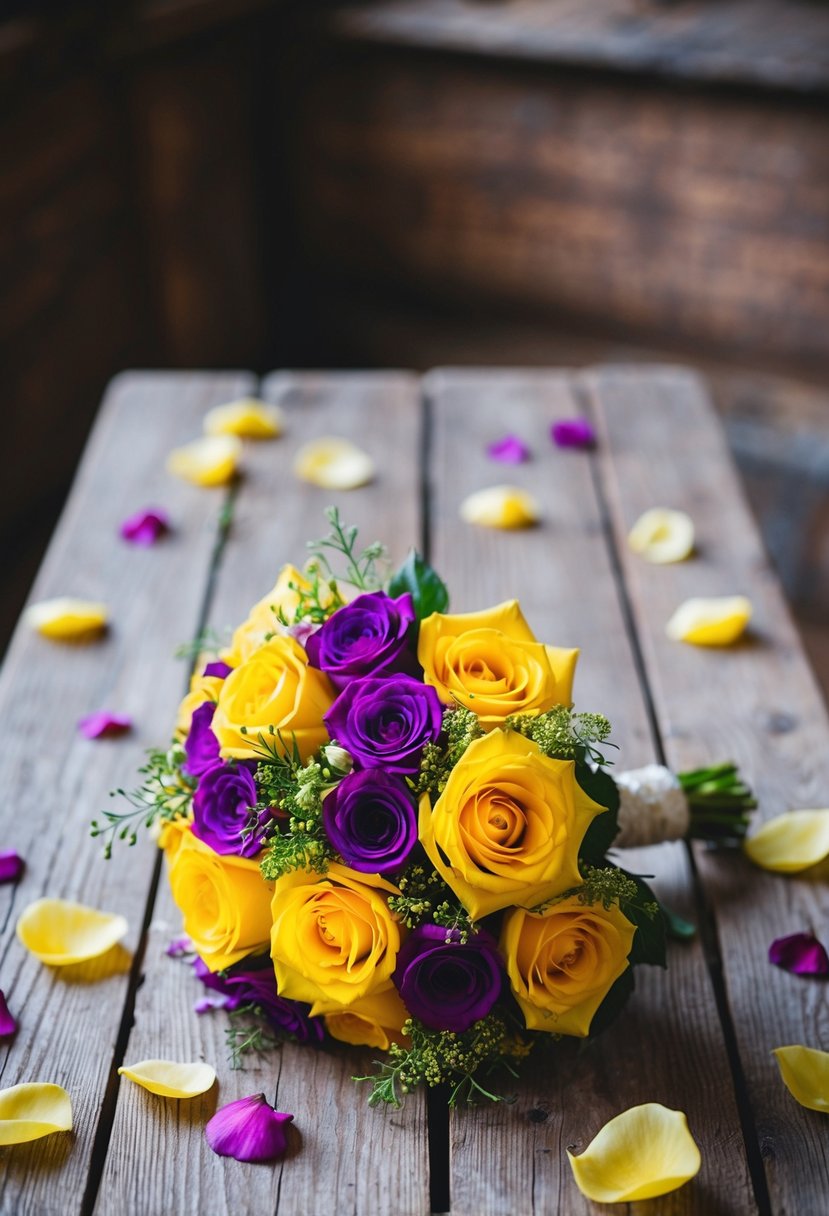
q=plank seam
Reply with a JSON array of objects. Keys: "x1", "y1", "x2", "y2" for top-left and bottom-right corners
[
  {"x1": 575, "y1": 375, "x2": 772, "y2": 1216},
  {"x1": 79, "y1": 477, "x2": 243, "y2": 1216}
]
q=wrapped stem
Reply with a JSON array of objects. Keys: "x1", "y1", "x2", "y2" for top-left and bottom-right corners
[
  {"x1": 677, "y1": 762, "x2": 756, "y2": 843},
  {"x1": 615, "y1": 762, "x2": 756, "y2": 848}
]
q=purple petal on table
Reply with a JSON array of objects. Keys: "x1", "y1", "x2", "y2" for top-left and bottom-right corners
[
  {"x1": 551, "y1": 417, "x2": 596, "y2": 450},
  {"x1": 119, "y1": 507, "x2": 171, "y2": 546},
  {"x1": 78, "y1": 711, "x2": 133, "y2": 740},
  {"x1": 0, "y1": 989, "x2": 17, "y2": 1038},
  {"x1": 486, "y1": 435, "x2": 531, "y2": 464},
  {"x1": 769, "y1": 932, "x2": 829, "y2": 976},
  {"x1": 194, "y1": 994, "x2": 229, "y2": 1014},
  {"x1": 205, "y1": 1094, "x2": 294, "y2": 1162},
  {"x1": 0, "y1": 850, "x2": 24, "y2": 884},
  {"x1": 165, "y1": 935, "x2": 193, "y2": 958}
]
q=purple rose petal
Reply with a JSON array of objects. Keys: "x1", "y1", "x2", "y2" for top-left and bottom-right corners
[
  {"x1": 0, "y1": 850, "x2": 24, "y2": 884},
  {"x1": 769, "y1": 932, "x2": 829, "y2": 976},
  {"x1": 191, "y1": 761, "x2": 261, "y2": 856},
  {"x1": 393, "y1": 924, "x2": 504, "y2": 1033},
  {"x1": 0, "y1": 990, "x2": 17, "y2": 1038},
  {"x1": 322, "y1": 769, "x2": 418, "y2": 875},
  {"x1": 203, "y1": 660, "x2": 232, "y2": 679},
  {"x1": 78, "y1": 711, "x2": 133, "y2": 740},
  {"x1": 325, "y1": 675, "x2": 443, "y2": 774},
  {"x1": 306, "y1": 591, "x2": 417, "y2": 689},
  {"x1": 165, "y1": 935, "x2": 193, "y2": 958},
  {"x1": 120, "y1": 507, "x2": 171, "y2": 547},
  {"x1": 551, "y1": 417, "x2": 596, "y2": 450},
  {"x1": 193, "y1": 957, "x2": 323, "y2": 1044},
  {"x1": 195, "y1": 994, "x2": 230, "y2": 1014},
  {"x1": 205, "y1": 1094, "x2": 294, "y2": 1163},
  {"x1": 486, "y1": 435, "x2": 531, "y2": 464},
  {"x1": 183, "y1": 702, "x2": 221, "y2": 778}
]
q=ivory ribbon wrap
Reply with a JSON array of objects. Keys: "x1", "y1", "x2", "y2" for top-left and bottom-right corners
[{"x1": 614, "y1": 765, "x2": 690, "y2": 848}]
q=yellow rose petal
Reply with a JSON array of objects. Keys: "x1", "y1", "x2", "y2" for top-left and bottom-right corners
[
  {"x1": 773, "y1": 1046, "x2": 829, "y2": 1114},
  {"x1": 459, "y1": 485, "x2": 540, "y2": 529},
  {"x1": 567, "y1": 1103, "x2": 701, "y2": 1203},
  {"x1": 17, "y1": 898, "x2": 128, "y2": 965},
  {"x1": 118, "y1": 1059, "x2": 216, "y2": 1099},
  {"x1": 0, "y1": 1083, "x2": 73, "y2": 1145},
  {"x1": 293, "y1": 438, "x2": 374, "y2": 489},
  {"x1": 628, "y1": 507, "x2": 695, "y2": 563},
  {"x1": 665, "y1": 596, "x2": 752, "y2": 646},
  {"x1": 167, "y1": 435, "x2": 242, "y2": 487},
  {"x1": 204, "y1": 399, "x2": 284, "y2": 439},
  {"x1": 744, "y1": 810, "x2": 829, "y2": 873},
  {"x1": 25, "y1": 597, "x2": 108, "y2": 641}
]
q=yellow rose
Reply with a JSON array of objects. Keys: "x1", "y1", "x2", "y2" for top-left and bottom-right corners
[
  {"x1": 322, "y1": 987, "x2": 410, "y2": 1051},
  {"x1": 222, "y1": 565, "x2": 310, "y2": 667},
  {"x1": 501, "y1": 897, "x2": 635, "y2": 1036},
  {"x1": 270, "y1": 863, "x2": 400, "y2": 1010},
  {"x1": 166, "y1": 826, "x2": 273, "y2": 972},
  {"x1": 174, "y1": 673, "x2": 225, "y2": 738},
  {"x1": 417, "y1": 600, "x2": 578, "y2": 726},
  {"x1": 211, "y1": 635, "x2": 334, "y2": 762},
  {"x1": 419, "y1": 730, "x2": 606, "y2": 920}
]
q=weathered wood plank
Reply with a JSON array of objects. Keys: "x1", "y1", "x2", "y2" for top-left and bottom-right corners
[
  {"x1": 0, "y1": 371, "x2": 254, "y2": 1216},
  {"x1": 99, "y1": 372, "x2": 430, "y2": 1216},
  {"x1": 426, "y1": 370, "x2": 755, "y2": 1215},
  {"x1": 587, "y1": 365, "x2": 829, "y2": 1216}
]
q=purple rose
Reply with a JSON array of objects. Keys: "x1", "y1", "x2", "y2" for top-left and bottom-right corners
[
  {"x1": 325, "y1": 675, "x2": 443, "y2": 774},
  {"x1": 305, "y1": 592, "x2": 416, "y2": 689},
  {"x1": 194, "y1": 958, "x2": 324, "y2": 1044},
  {"x1": 322, "y1": 769, "x2": 418, "y2": 875},
  {"x1": 192, "y1": 762, "x2": 260, "y2": 857},
  {"x1": 183, "y1": 701, "x2": 221, "y2": 778},
  {"x1": 393, "y1": 925, "x2": 503, "y2": 1033}
]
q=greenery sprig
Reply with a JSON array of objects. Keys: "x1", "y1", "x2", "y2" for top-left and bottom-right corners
[
  {"x1": 225, "y1": 1003, "x2": 284, "y2": 1069},
  {"x1": 92, "y1": 743, "x2": 194, "y2": 858}
]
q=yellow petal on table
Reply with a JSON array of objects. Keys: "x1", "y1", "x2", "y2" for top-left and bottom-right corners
[
  {"x1": 665, "y1": 595, "x2": 752, "y2": 646},
  {"x1": 203, "y1": 399, "x2": 284, "y2": 440},
  {"x1": 0, "y1": 1083, "x2": 72, "y2": 1146},
  {"x1": 628, "y1": 507, "x2": 695, "y2": 564},
  {"x1": 567, "y1": 1103, "x2": 701, "y2": 1203},
  {"x1": 118, "y1": 1059, "x2": 216, "y2": 1099},
  {"x1": 167, "y1": 435, "x2": 242, "y2": 487},
  {"x1": 773, "y1": 1046, "x2": 829, "y2": 1114},
  {"x1": 25, "y1": 597, "x2": 108, "y2": 642},
  {"x1": 744, "y1": 809, "x2": 829, "y2": 873},
  {"x1": 459, "y1": 485, "x2": 540, "y2": 530},
  {"x1": 17, "y1": 898, "x2": 128, "y2": 965},
  {"x1": 294, "y1": 437, "x2": 374, "y2": 489}
]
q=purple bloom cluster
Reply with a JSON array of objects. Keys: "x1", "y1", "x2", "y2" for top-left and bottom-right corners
[
  {"x1": 194, "y1": 957, "x2": 324, "y2": 1044},
  {"x1": 306, "y1": 592, "x2": 416, "y2": 688}
]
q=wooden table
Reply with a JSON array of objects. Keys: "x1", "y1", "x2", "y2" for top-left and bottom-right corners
[{"x1": 1, "y1": 366, "x2": 827, "y2": 1216}]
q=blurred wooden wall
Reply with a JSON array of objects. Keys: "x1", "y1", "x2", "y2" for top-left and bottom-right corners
[{"x1": 2, "y1": 0, "x2": 829, "y2": 654}]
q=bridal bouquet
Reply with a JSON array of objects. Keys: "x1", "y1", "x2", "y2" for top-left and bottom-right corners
[{"x1": 96, "y1": 510, "x2": 754, "y2": 1106}]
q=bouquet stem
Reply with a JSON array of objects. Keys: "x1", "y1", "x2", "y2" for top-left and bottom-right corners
[{"x1": 678, "y1": 763, "x2": 757, "y2": 843}]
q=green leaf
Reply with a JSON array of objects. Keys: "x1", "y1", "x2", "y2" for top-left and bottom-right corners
[
  {"x1": 387, "y1": 549, "x2": 449, "y2": 621},
  {"x1": 660, "y1": 902, "x2": 697, "y2": 942},
  {"x1": 587, "y1": 967, "x2": 635, "y2": 1039},
  {"x1": 621, "y1": 871, "x2": 667, "y2": 969},
  {"x1": 576, "y1": 765, "x2": 620, "y2": 864}
]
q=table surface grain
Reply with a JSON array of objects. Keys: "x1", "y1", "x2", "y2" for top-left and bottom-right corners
[{"x1": 1, "y1": 366, "x2": 827, "y2": 1216}]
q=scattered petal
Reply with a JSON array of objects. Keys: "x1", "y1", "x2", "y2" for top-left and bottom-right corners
[
  {"x1": 460, "y1": 485, "x2": 539, "y2": 529},
  {"x1": 567, "y1": 1103, "x2": 701, "y2": 1203},
  {"x1": 665, "y1": 596, "x2": 752, "y2": 646},
  {"x1": 78, "y1": 711, "x2": 133, "y2": 740},
  {"x1": 0, "y1": 1083, "x2": 72, "y2": 1145},
  {"x1": 628, "y1": 508, "x2": 695, "y2": 564},
  {"x1": 0, "y1": 990, "x2": 17, "y2": 1038},
  {"x1": 745, "y1": 810, "x2": 829, "y2": 873},
  {"x1": 167, "y1": 435, "x2": 242, "y2": 487},
  {"x1": 25, "y1": 598, "x2": 108, "y2": 642},
  {"x1": 551, "y1": 417, "x2": 596, "y2": 449},
  {"x1": 204, "y1": 399, "x2": 285, "y2": 439},
  {"x1": 165, "y1": 935, "x2": 193, "y2": 958},
  {"x1": 118, "y1": 1059, "x2": 216, "y2": 1099},
  {"x1": 486, "y1": 435, "x2": 531, "y2": 464},
  {"x1": 119, "y1": 508, "x2": 170, "y2": 546},
  {"x1": 194, "y1": 994, "x2": 229, "y2": 1014},
  {"x1": 773, "y1": 1046, "x2": 829, "y2": 1113},
  {"x1": 294, "y1": 437, "x2": 374, "y2": 489},
  {"x1": 769, "y1": 933, "x2": 829, "y2": 976},
  {"x1": 205, "y1": 1093, "x2": 294, "y2": 1162},
  {"x1": 17, "y1": 898, "x2": 128, "y2": 965},
  {"x1": 0, "y1": 851, "x2": 24, "y2": 884}
]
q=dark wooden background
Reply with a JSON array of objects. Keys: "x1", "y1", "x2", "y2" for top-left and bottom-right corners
[{"x1": 3, "y1": 0, "x2": 829, "y2": 675}]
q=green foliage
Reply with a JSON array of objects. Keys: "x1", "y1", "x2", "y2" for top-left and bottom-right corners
[
  {"x1": 415, "y1": 708, "x2": 485, "y2": 800},
  {"x1": 577, "y1": 765, "x2": 621, "y2": 863},
  {"x1": 679, "y1": 762, "x2": 757, "y2": 843},
  {"x1": 354, "y1": 1014, "x2": 529, "y2": 1108},
  {"x1": 386, "y1": 548, "x2": 449, "y2": 621},
  {"x1": 225, "y1": 1004, "x2": 284, "y2": 1069},
  {"x1": 505, "y1": 708, "x2": 613, "y2": 765},
  {"x1": 386, "y1": 864, "x2": 451, "y2": 929},
  {"x1": 308, "y1": 507, "x2": 388, "y2": 595},
  {"x1": 92, "y1": 742, "x2": 194, "y2": 858}
]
